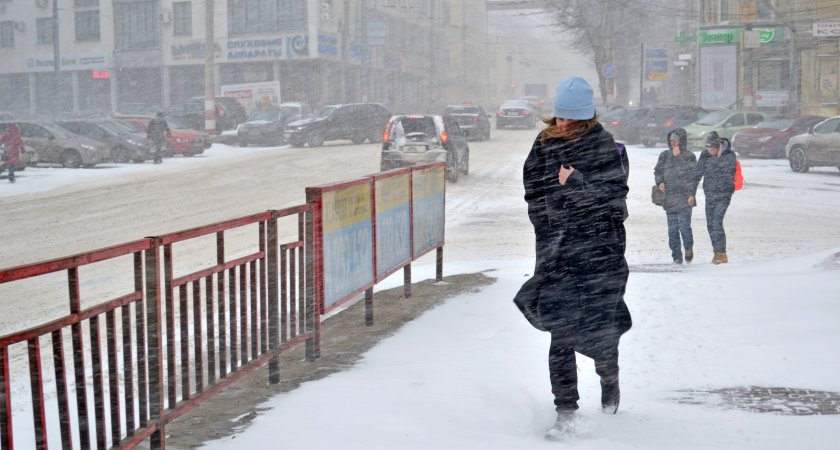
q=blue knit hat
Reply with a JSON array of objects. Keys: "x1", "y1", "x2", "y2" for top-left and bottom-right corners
[{"x1": 553, "y1": 77, "x2": 595, "y2": 120}]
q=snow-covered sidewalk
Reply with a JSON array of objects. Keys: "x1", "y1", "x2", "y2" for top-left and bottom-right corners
[{"x1": 201, "y1": 254, "x2": 840, "y2": 450}]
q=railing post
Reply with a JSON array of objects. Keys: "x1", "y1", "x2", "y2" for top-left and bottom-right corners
[
  {"x1": 145, "y1": 237, "x2": 166, "y2": 449},
  {"x1": 403, "y1": 264, "x2": 412, "y2": 298},
  {"x1": 436, "y1": 247, "x2": 443, "y2": 282},
  {"x1": 267, "y1": 213, "x2": 281, "y2": 384},
  {"x1": 304, "y1": 207, "x2": 321, "y2": 361}
]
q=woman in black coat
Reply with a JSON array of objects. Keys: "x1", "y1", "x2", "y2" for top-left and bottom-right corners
[
  {"x1": 517, "y1": 77, "x2": 632, "y2": 435},
  {"x1": 654, "y1": 128, "x2": 697, "y2": 264}
]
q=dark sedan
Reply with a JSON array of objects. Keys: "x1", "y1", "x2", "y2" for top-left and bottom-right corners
[
  {"x1": 237, "y1": 105, "x2": 309, "y2": 147},
  {"x1": 732, "y1": 115, "x2": 826, "y2": 159},
  {"x1": 601, "y1": 107, "x2": 651, "y2": 144},
  {"x1": 496, "y1": 100, "x2": 537, "y2": 129},
  {"x1": 444, "y1": 104, "x2": 491, "y2": 141},
  {"x1": 638, "y1": 106, "x2": 708, "y2": 147}
]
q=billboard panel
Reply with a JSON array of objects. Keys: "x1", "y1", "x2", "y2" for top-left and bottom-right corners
[
  {"x1": 374, "y1": 173, "x2": 411, "y2": 280},
  {"x1": 411, "y1": 165, "x2": 445, "y2": 258},
  {"x1": 321, "y1": 183, "x2": 373, "y2": 307}
]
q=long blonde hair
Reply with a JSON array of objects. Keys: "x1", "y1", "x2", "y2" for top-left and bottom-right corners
[{"x1": 539, "y1": 115, "x2": 599, "y2": 144}]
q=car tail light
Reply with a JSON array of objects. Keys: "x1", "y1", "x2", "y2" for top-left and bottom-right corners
[
  {"x1": 663, "y1": 119, "x2": 675, "y2": 128},
  {"x1": 440, "y1": 130, "x2": 449, "y2": 144},
  {"x1": 496, "y1": 111, "x2": 502, "y2": 116},
  {"x1": 383, "y1": 121, "x2": 393, "y2": 142},
  {"x1": 473, "y1": 116, "x2": 479, "y2": 124},
  {"x1": 523, "y1": 110, "x2": 532, "y2": 116},
  {"x1": 611, "y1": 119, "x2": 623, "y2": 127}
]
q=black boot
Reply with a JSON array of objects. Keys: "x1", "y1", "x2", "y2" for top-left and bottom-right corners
[{"x1": 601, "y1": 378, "x2": 620, "y2": 414}]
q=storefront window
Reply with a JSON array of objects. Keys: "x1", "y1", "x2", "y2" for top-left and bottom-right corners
[
  {"x1": 757, "y1": 59, "x2": 788, "y2": 91},
  {"x1": 817, "y1": 56, "x2": 839, "y2": 104}
]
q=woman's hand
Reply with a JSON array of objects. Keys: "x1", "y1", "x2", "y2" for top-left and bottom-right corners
[
  {"x1": 558, "y1": 165, "x2": 575, "y2": 185},
  {"x1": 688, "y1": 195, "x2": 696, "y2": 207},
  {"x1": 658, "y1": 182, "x2": 665, "y2": 192}
]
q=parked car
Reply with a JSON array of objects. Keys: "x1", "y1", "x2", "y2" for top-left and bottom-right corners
[
  {"x1": 164, "y1": 96, "x2": 247, "y2": 132},
  {"x1": 284, "y1": 103, "x2": 391, "y2": 147},
  {"x1": 0, "y1": 121, "x2": 109, "y2": 168},
  {"x1": 638, "y1": 106, "x2": 709, "y2": 147},
  {"x1": 113, "y1": 103, "x2": 161, "y2": 118},
  {"x1": 118, "y1": 116, "x2": 209, "y2": 157},
  {"x1": 785, "y1": 115, "x2": 840, "y2": 173},
  {"x1": 56, "y1": 119, "x2": 152, "y2": 163},
  {"x1": 731, "y1": 115, "x2": 826, "y2": 159},
  {"x1": 684, "y1": 110, "x2": 767, "y2": 150},
  {"x1": 237, "y1": 103, "x2": 312, "y2": 147},
  {"x1": 380, "y1": 114, "x2": 470, "y2": 183},
  {"x1": 443, "y1": 104, "x2": 491, "y2": 141},
  {"x1": 601, "y1": 107, "x2": 652, "y2": 144},
  {"x1": 496, "y1": 99, "x2": 537, "y2": 129}
]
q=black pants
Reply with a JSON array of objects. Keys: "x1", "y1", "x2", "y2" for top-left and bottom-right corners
[
  {"x1": 152, "y1": 140, "x2": 164, "y2": 163},
  {"x1": 549, "y1": 331, "x2": 619, "y2": 411}
]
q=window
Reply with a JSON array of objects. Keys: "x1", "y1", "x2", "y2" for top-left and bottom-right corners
[
  {"x1": 0, "y1": 21, "x2": 13, "y2": 47},
  {"x1": 817, "y1": 56, "x2": 838, "y2": 104},
  {"x1": 173, "y1": 2, "x2": 192, "y2": 36},
  {"x1": 115, "y1": 1, "x2": 159, "y2": 50},
  {"x1": 746, "y1": 113, "x2": 764, "y2": 126},
  {"x1": 726, "y1": 113, "x2": 745, "y2": 126},
  {"x1": 813, "y1": 118, "x2": 839, "y2": 135},
  {"x1": 228, "y1": 0, "x2": 307, "y2": 35},
  {"x1": 718, "y1": 0, "x2": 729, "y2": 23},
  {"x1": 37, "y1": 18, "x2": 54, "y2": 44},
  {"x1": 75, "y1": 10, "x2": 101, "y2": 41},
  {"x1": 757, "y1": 60, "x2": 789, "y2": 91},
  {"x1": 756, "y1": 0, "x2": 776, "y2": 22},
  {"x1": 75, "y1": 0, "x2": 99, "y2": 6}
]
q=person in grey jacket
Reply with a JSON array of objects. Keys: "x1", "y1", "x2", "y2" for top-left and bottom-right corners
[
  {"x1": 654, "y1": 128, "x2": 697, "y2": 264},
  {"x1": 688, "y1": 131, "x2": 736, "y2": 264}
]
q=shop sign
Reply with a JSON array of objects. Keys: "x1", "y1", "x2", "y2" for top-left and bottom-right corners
[
  {"x1": 644, "y1": 48, "x2": 669, "y2": 58},
  {"x1": 813, "y1": 22, "x2": 840, "y2": 37},
  {"x1": 755, "y1": 27, "x2": 786, "y2": 44},
  {"x1": 645, "y1": 60, "x2": 669, "y2": 81},
  {"x1": 25, "y1": 53, "x2": 109, "y2": 72},
  {"x1": 170, "y1": 41, "x2": 223, "y2": 62},
  {"x1": 227, "y1": 38, "x2": 283, "y2": 60},
  {"x1": 319, "y1": 34, "x2": 339, "y2": 56},
  {"x1": 755, "y1": 90, "x2": 790, "y2": 107},
  {"x1": 699, "y1": 29, "x2": 740, "y2": 45}
]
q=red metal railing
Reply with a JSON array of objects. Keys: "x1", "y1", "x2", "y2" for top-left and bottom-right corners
[{"x1": 0, "y1": 205, "x2": 314, "y2": 450}]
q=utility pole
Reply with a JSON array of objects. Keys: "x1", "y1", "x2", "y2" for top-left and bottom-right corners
[
  {"x1": 204, "y1": 0, "x2": 216, "y2": 134},
  {"x1": 52, "y1": 0, "x2": 60, "y2": 118}
]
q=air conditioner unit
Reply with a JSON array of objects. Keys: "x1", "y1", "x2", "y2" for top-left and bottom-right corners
[{"x1": 159, "y1": 9, "x2": 172, "y2": 24}]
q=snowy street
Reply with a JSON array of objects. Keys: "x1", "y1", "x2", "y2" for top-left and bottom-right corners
[{"x1": 2, "y1": 127, "x2": 840, "y2": 448}]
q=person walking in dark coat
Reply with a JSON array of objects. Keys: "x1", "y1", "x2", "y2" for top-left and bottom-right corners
[
  {"x1": 689, "y1": 131, "x2": 736, "y2": 264},
  {"x1": 147, "y1": 112, "x2": 171, "y2": 164},
  {"x1": 654, "y1": 128, "x2": 697, "y2": 264},
  {"x1": 1, "y1": 123, "x2": 23, "y2": 183},
  {"x1": 517, "y1": 76, "x2": 632, "y2": 437}
]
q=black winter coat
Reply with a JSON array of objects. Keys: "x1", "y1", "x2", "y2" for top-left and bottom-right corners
[
  {"x1": 515, "y1": 123, "x2": 632, "y2": 353},
  {"x1": 654, "y1": 128, "x2": 697, "y2": 212},
  {"x1": 690, "y1": 140, "x2": 736, "y2": 199}
]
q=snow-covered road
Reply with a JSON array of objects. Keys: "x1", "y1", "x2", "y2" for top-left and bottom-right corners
[{"x1": 2, "y1": 127, "x2": 840, "y2": 448}]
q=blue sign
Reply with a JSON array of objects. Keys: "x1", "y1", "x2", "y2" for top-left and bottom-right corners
[
  {"x1": 602, "y1": 63, "x2": 617, "y2": 79},
  {"x1": 644, "y1": 48, "x2": 670, "y2": 58}
]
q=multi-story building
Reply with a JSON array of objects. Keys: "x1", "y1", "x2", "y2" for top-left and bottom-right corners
[{"x1": 0, "y1": 0, "x2": 491, "y2": 118}]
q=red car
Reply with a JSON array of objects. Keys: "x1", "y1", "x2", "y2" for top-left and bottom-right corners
[
  {"x1": 116, "y1": 116, "x2": 210, "y2": 157},
  {"x1": 732, "y1": 115, "x2": 826, "y2": 159}
]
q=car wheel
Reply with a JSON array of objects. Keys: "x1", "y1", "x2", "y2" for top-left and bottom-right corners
[
  {"x1": 111, "y1": 146, "x2": 130, "y2": 163},
  {"x1": 368, "y1": 131, "x2": 383, "y2": 144},
  {"x1": 446, "y1": 154, "x2": 459, "y2": 183},
  {"x1": 61, "y1": 149, "x2": 83, "y2": 169},
  {"x1": 307, "y1": 132, "x2": 324, "y2": 147},
  {"x1": 239, "y1": 140, "x2": 248, "y2": 147},
  {"x1": 461, "y1": 149, "x2": 470, "y2": 175},
  {"x1": 642, "y1": 141, "x2": 655, "y2": 148},
  {"x1": 788, "y1": 147, "x2": 810, "y2": 173},
  {"x1": 351, "y1": 135, "x2": 366, "y2": 145}
]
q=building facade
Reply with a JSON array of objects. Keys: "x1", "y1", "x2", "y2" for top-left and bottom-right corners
[{"x1": 0, "y1": 0, "x2": 491, "y2": 118}]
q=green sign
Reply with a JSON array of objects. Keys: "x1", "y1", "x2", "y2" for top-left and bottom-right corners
[
  {"x1": 699, "y1": 29, "x2": 741, "y2": 45},
  {"x1": 756, "y1": 27, "x2": 787, "y2": 44}
]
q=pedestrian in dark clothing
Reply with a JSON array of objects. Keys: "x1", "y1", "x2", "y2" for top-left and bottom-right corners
[
  {"x1": 1, "y1": 123, "x2": 23, "y2": 183},
  {"x1": 516, "y1": 76, "x2": 632, "y2": 438},
  {"x1": 688, "y1": 131, "x2": 736, "y2": 264},
  {"x1": 654, "y1": 128, "x2": 697, "y2": 264},
  {"x1": 147, "y1": 112, "x2": 171, "y2": 164}
]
